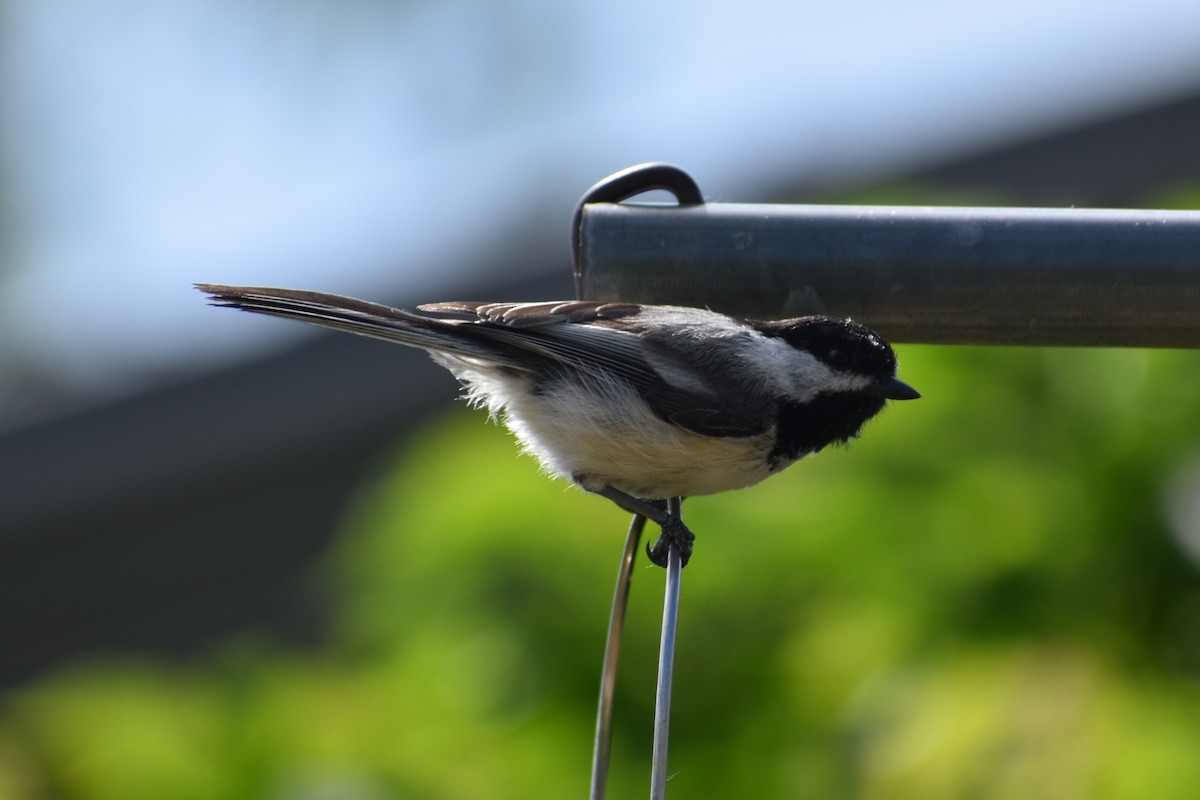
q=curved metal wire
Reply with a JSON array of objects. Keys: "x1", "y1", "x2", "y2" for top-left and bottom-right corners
[
  {"x1": 650, "y1": 496, "x2": 684, "y2": 800},
  {"x1": 589, "y1": 513, "x2": 646, "y2": 800}
]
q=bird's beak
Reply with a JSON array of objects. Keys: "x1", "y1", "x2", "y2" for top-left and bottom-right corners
[{"x1": 873, "y1": 376, "x2": 921, "y2": 400}]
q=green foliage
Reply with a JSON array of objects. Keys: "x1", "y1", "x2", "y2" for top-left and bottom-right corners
[{"x1": 3, "y1": 343, "x2": 1200, "y2": 798}]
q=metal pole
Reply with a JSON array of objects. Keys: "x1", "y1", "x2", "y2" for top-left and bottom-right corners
[
  {"x1": 577, "y1": 202, "x2": 1200, "y2": 347},
  {"x1": 649, "y1": 497, "x2": 684, "y2": 800}
]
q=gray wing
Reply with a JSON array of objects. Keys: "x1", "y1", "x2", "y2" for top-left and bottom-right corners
[
  {"x1": 421, "y1": 301, "x2": 775, "y2": 436},
  {"x1": 198, "y1": 287, "x2": 774, "y2": 437}
]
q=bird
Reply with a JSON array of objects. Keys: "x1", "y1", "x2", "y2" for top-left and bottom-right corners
[{"x1": 196, "y1": 284, "x2": 919, "y2": 566}]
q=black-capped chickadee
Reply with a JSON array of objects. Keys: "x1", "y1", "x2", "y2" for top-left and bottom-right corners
[{"x1": 197, "y1": 284, "x2": 919, "y2": 565}]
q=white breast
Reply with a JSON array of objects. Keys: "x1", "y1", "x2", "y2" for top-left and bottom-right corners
[{"x1": 435, "y1": 354, "x2": 780, "y2": 499}]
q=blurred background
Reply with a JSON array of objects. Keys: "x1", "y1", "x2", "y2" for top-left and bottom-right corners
[{"x1": 2, "y1": 0, "x2": 1200, "y2": 797}]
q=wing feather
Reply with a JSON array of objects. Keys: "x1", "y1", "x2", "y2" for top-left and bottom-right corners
[{"x1": 199, "y1": 285, "x2": 774, "y2": 437}]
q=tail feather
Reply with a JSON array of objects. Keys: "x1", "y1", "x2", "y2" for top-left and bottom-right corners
[{"x1": 195, "y1": 284, "x2": 518, "y2": 364}]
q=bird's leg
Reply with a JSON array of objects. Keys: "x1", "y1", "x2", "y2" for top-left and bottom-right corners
[
  {"x1": 646, "y1": 497, "x2": 691, "y2": 569},
  {"x1": 589, "y1": 484, "x2": 694, "y2": 568}
]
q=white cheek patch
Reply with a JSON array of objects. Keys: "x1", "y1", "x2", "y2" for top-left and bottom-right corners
[{"x1": 747, "y1": 335, "x2": 876, "y2": 401}]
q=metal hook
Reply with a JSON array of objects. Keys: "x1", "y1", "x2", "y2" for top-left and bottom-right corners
[{"x1": 571, "y1": 163, "x2": 704, "y2": 300}]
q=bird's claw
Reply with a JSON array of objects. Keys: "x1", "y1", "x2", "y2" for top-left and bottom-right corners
[{"x1": 646, "y1": 515, "x2": 694, "y2": 568}]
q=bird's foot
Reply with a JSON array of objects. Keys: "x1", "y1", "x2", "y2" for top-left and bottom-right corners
[
  {"x1": 582, "y1": 480, "x2": 694, "y2": 569},
  {"x1": 646, "y1": 515, "x2": 694, "y2": 568}
]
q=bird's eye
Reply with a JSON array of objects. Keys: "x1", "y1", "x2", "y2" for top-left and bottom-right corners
[{"x1": 827, "y1": 349, "x2": 852, "y2": 369}]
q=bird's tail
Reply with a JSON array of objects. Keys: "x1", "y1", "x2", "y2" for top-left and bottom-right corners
[{"x1": 195, "y1": 283, "x2": 515, "y2": 363}]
